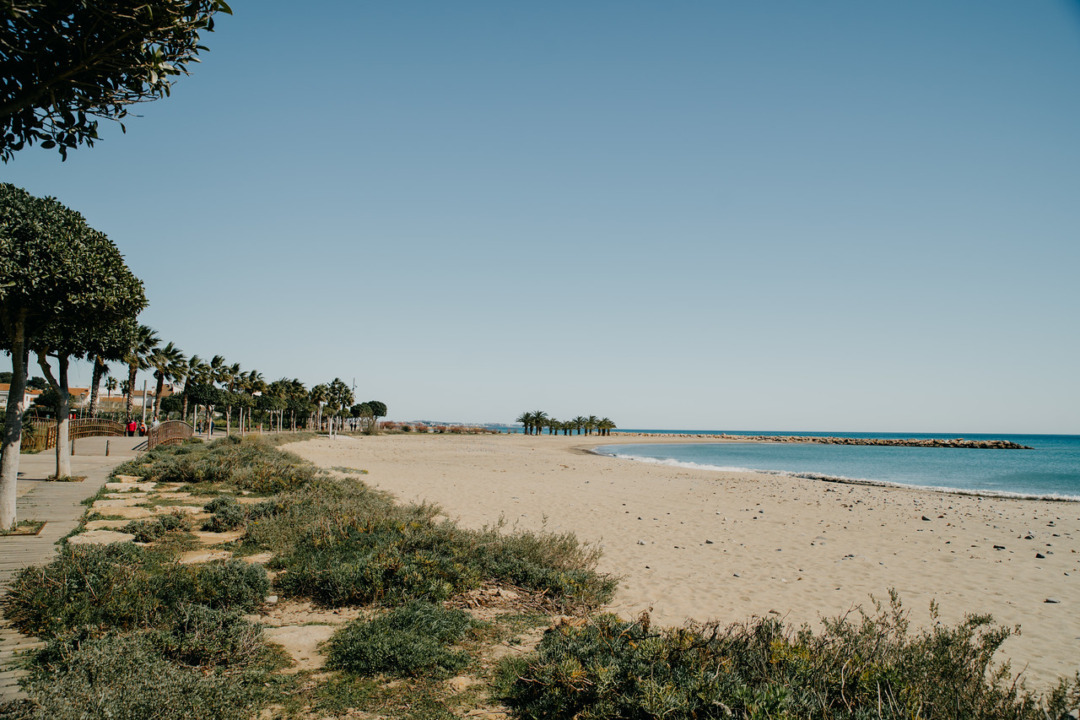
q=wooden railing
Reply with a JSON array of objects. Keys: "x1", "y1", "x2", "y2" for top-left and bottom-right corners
[
  {"x1": 20, "y1": 418, "x2": 126, "y2": 452},
  {"x1": 147, "y1": 420, "x2": 193, "y2": 450}
]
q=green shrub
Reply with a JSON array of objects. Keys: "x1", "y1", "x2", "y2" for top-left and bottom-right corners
[
  {"x1": 255, "y1": 478, "x2": 614, "y2": 610},
  {"x1": 150, "y1": 603, "x2": 267, "y2": 669},
  {"x1": 204, "y1": 495, "x2": 238, "y2": 514},
  {"x1": 503, "y1": 595, "x2": 1080, "y2": 720},
  {"x1": 21, "y1": 634, "x2": 264, "y2": 720},
  {"x1": 326, "y1": 601, "x2": 478, "y2": 677},
  {"x1": 167, "y1": 559, "x2": 269, "y2": 611},
  {"x1": 121, "y1": 513, "x2": 189, "y2": 543},
  {"x1": 201, "y1": 496, "x2": 247, "y2": 532},
  {"x1": 2, "y1": 545, "x2": 268, "y2": 637},
  {"x1": 112, "y1": 435, "x2": 317, "y2": 492}
]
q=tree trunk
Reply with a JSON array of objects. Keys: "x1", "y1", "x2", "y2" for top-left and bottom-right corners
[
  {"x1": 153, "y1": 372, "x2": 165, "y2": 421},
  {"x1": 88, "y1": 356, "x2": 106, "y2": 417},
  {"x1": 125, "y1": 364, "x2": 137, "y2": 421},
  {"x1": 0, "y1": 312, "x2": 29, "y2": 530},
  {"x1": 37, "y1": 352, "x2": 72, "y2": 479}
]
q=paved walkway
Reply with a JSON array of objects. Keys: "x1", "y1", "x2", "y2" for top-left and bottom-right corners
[{"x1": 0, "y1": 437, "x2": 142, "y2": 702}]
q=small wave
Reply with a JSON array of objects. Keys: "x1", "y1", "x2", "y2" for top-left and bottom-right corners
[{"x1": 593, "y1": 448, "x2": 1080, "y2": 503}]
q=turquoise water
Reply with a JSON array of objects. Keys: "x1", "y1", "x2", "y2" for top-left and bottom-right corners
[{"x1": 593, "y1": 431, "x2": 1080, "y2": 500}]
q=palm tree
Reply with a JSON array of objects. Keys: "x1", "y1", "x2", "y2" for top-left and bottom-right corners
[
  {"x1": 123, "y1": 325, "x2": 159, "y2": 421},
  {"x1": 148, "y1": 341, "x2": 186, "y2": 421},
  {"x1": 531, "y1": 410, "x2": 548, "y2": 436},
  {"x1": 202, "y1": 354, "x2": 228, "y2": 435},
  {"x1": 599, "y1": 418, "x2": 616, "y2": 436},
  {"x1": 586, "y1": 415, "x2": 599, "y2": 436},
  {"x1": 238, "y1": 369, "x2": 265, "y2": 434},
  {"x1": 515, "y1": 412, "x2": 531, "y2": 435},
  {"x1": 310, "y1": 384, "x2": 329, "y2": 431},
  {"x1": 219, "y1": 362, "x2": 241, "y2": 435},
  {"x1": 572, "y1": 416, "x2": 588, "y2": 436},
  {"x1": 87, "y1": 359, "x2": 111, "y2": 417},
  {"x1": 180, "y1": 355, "x2": 207, "y2": 424},
  {"x1": 105, "y1": 377, "x2": 117, "y2": 397}
]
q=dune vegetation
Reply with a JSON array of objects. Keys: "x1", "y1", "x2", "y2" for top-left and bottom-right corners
[{"x1": 0, "y1": 436, "x2": 1075, "y2": 720}]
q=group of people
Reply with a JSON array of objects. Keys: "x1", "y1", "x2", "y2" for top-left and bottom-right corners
[{"x1": 126, "y1": 419, "x2": 152, "y2": 437}]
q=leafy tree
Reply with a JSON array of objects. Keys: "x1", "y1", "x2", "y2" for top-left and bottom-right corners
[
  {"x1": 25, "y1": 375, "x2": 46, "y2": 390},
  {"x1": 366, "y1": 400, "x2": 387, "y2": 434},
  {"x1": 1, "y1": 184, "x2": 145, "y2": 518},
  {"x1": 0, "y1": 0, "x2": 233, "y2": 161}
]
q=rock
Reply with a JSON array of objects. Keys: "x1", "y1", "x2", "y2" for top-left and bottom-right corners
[
  {"x1": 637, "y1": 539, "x2": 646, "y2": 545},
  {"x1": 1045, "y1": 598, "x2": 1061, "y2": 604},
  {"x1": 705, "y1": 539, "x2": 714, "y2": 544},
  {"x1": 993, "y1": 545, "x2": 1006, "y2": 550},
  {"x1": 105, "y1": 482, "x2": 157, "y2": 492},
  {"x1": 178, "y1": 549, "x2": 233, "y2": 565},
  {"x1": 1036, "y1": 553, "x2": 1046, "y2": 559},
  {"x1": 68, "y1": 530, "x2": 135, "y2": 546},
  {"x1": 922, "y1": 516, "x2": 931, "y2": 521},
  {"x1": 265, "y1": 595, "x2": 279, "y2": 605}
]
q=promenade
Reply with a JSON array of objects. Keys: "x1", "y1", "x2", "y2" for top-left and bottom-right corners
[{"x1": 0, "y1": 436, "x2": 143, "y2": 702}]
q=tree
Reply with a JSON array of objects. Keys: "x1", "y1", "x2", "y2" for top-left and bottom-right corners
[
  {"x1": 366, "y1": 400, "x2": 387, "y2": 435},
  {"x1": 1, "y1": 184, "x2": 145, "y2": 519},
  {"x1": 122, "y1": 324, "x2": 158, "y2": 421},
  {"x1": 147, "y1": 340, "x2": 185, "y2": 421},
  {"x1": 309, "y1": 384, "x2": 328, "y2": 431},
  {"x1": 87, "y1": 317, "x2": 136, "y2": 417},
  {"x1": 0, "y1": 0, "x2": 233, "y2": 161}
]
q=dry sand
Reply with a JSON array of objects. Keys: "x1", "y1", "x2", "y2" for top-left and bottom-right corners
[{"x1": 290, "y1": 433, "x2": 1080, "y2": 689}]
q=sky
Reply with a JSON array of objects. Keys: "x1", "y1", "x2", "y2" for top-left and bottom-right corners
[{"x1": 4, "y1": 2, "x2": 1080, "y2": 434}]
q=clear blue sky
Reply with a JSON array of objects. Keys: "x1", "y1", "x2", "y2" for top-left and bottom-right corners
[{"x1": 5, "y1": 2, "x2": 1080, "y2": 433}]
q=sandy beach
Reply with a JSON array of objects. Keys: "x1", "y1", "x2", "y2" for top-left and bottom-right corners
[{"x1": 290, "y1": 433, "x2": 1079, "y2": 689}]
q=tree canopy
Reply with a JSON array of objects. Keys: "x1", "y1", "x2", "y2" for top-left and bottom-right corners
[
  {"x1": 0, "y1": 183, "x2": 145, "y2": 524},
  {"x1": 0, "y1": 0, "x2": 232, "y2": 161}
]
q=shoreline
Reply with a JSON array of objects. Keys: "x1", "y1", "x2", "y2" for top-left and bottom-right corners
[
  {"x1": 582, "y1": 434, "x2": 1080, "y2": 504},
  {"x1": 290, "y1": 433, "x2": 1080, "y2": 689}
]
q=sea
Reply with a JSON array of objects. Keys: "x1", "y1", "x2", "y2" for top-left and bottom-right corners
[{"x1": 590, "y1": 430, "x2": 1080, "y2": 501}]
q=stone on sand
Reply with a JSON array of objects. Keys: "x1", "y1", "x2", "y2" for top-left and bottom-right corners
[{"x1": 68, "y1": 530, "x2": 135, "y2": 546}]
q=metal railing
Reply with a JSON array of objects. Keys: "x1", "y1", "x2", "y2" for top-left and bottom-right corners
[{"x1": 147, "y1": 420, "x2": 193, "y2": 450}]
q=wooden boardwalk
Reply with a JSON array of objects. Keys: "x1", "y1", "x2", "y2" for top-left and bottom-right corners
[{"x1": 0, "y1": 439, "x2": 142, "y2": 702}]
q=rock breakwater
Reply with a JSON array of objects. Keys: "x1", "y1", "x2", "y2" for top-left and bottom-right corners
[{"x1": 619, "y1": 433, "x2": 1032, "y2": 449}]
